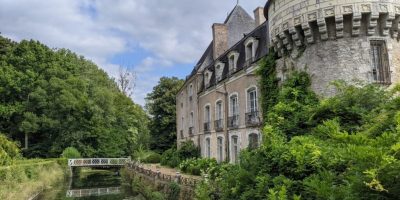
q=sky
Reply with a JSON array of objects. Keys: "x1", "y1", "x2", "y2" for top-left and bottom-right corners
[{"x1": 0, "y1": 0, "x2": 266, "y2": 105}]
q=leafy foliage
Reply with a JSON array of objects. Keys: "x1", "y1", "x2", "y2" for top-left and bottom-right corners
[
  {"x1": 179, "y1": 158, "x2": 218, "y2": 176},
  {"x1": 0, "y1": 35, "x2": 149, "y2": 158},
  {"x1": 145, "y1": 77, "x2": 184, "y2": 153},
  {"x1": 161, "y1": 140, "x2": 200, "y2": 168},
  {"x1": 0, "y1": 134, "x2": 21, "y2": 166},
  {"x1": 195, "y1": 69, "x2": 400, "y2": 200},
  {"x1": 60, "y1": 147, "x2": 81, "y2": 159}
]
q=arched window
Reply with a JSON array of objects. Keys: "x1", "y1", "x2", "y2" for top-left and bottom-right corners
[
  {"x1": 217, "y1": 137, "x2": 224, "y2": 162},
  {"x1": 190, "y1": 112, "x2": 194, "y2": 127},
  {"x1": 228, "y1": 51, "x2": 239, "y2": 74},
  {"x1": 229, "y1": 94, "x2": 239, "y2": 128},
  {"x1": 248, "y1": 133, "x2": 259, "y2": 149},
  {"x1": 231, "y1": 135, "x2": 239, "y2": 163},
  {"x1": 188, "y1": 84, "x2": 193, "y2": 99},
  {"x1": 206, "y1": 138, "x2": 211, "y2": 158},
  {"x1": 246, "y1": 42, "x2": 253, "y2": 61}
]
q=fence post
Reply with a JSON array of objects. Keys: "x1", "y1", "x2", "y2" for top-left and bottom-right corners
[{"x1": 175, "y1": 172, "x2": 181, "y2": 184}]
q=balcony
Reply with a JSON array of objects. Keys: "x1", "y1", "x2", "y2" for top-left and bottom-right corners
[
  {"x1": 204, "y1": 122, "x2": 211, "y2": 133},
  {"x1": 246, "y1": 111, "x2": 261, "y2": 127},
  {"x1": 228, "y1": 115, "x2": 239, "y2": 129},
  {"x1": 214, "y1": 119, "x2": 224, "y2": 132},
  {"x1": 189, "y1": 127, "x2": 194, "y2": 135}
]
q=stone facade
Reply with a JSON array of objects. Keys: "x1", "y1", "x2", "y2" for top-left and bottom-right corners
[
  {"x1": 176, "y1": 6, "x2": 268, "y2": 163},
  {"x1": 266, "y1": 0, "x2": 400, "y2": 96}
]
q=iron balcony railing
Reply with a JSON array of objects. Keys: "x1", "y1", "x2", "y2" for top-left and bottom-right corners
[
  {"x1": 204, "y1": 122, "x2": 211, "y2": 133},
  {"x1": 245, "y1": 111, "x2": 261, "y2": 127},
  {"x1": 214, "y1": 119, "x2": 224, "y2": 132},
  {"x1": 189, "y1": 127, "x2": 194, "y2": 135},
  {"x1": 228, "y1": 115, "x2": 239, "y2": 129}
]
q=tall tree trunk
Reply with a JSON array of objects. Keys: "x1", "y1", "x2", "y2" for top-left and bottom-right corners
[{"x1": 25, "y1": 133, "x2": 28, "y2": 149}]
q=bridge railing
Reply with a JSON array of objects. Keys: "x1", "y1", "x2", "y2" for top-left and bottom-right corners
[
  {"x1": 68, "y1": 158, "x2": 129, "y2": 167},
  {"x1": 66, "y1": 187, "x2": 121, "y2": 197}
]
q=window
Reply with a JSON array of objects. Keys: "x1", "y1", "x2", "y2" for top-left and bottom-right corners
[
  {"x1": 215, "y1": 62, "x2": 225, "y2": 81},
  {"x1": 246, "y1": 43, "x2": 253, "y2": 61},
  {"x1": 371, "y1": 40, "x2": 391, "y2": 84},
  {"x1": 231, "y1": 136, "x2": 239, "y2": 163},
  {"x1": 205, "y1": 73, "x2": 210, "y2": 87},
  {"x1": 204, "y1": 105, "x2": 211, "y2": 132},
  {"x1": 229, "y1": 94, "x2": 239, "y2": 128},
  {"x1": 181, "y1": 117, "x2": 184, "y2": 130},
  {"x1": 215, "y1": 101, "x2": 223, "y2": 131},
  {"x1": 190, "y1": 112, "x2": 194, "y2": 127},
  {"x1": 205, "y1": 105, "x2": 211, "y2": 122},
  {"x1": 230, "y1": 95, "x2": 239, "y2": 116},
  {"x1": 206, "y1": 138, "x2": 211, "y2": 158},
  {"x1": 216, "y1": 101, "x2": 223, "y2": 120},
  {"x1": 248, "y1": 133, "x2": 259, "y2": 150},
  {"x1": 228, "y1": 51, "x2": 239, "y2": 74},
  {"x1": 247, "y1": 88, "x2": 258, "y2": 113},
  {"x1": 189, "y1": 84, "x2": 193, "y2": 100},
  {"x1": 217, "y1": 137, "x2": 224, "y2": 162}
]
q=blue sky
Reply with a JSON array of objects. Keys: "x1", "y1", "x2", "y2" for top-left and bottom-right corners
[{"x1": 0, "y1": 0, "x2": 266, "y2": 105}]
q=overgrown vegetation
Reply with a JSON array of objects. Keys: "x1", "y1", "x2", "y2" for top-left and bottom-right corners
[
  {"x1": 194, "y1": 57, "x2": 400, "y2": 199},
  {"x1": 0, "y1": 35, "x2": 149, "y2": 158},
  {"x1": 179, "y1": 158, "x2": 218, "y2": 176},
  {"x1": 160, "y1": 140, "x2": 200, "y2": 168}
]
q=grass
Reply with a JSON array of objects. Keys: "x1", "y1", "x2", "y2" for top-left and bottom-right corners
[{"x1": 0, "y1": 159, "x2": 67, "y2": 200}]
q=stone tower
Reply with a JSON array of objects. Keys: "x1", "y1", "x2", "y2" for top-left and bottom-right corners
[{"x1": 264, "y1": 0, "x2": 400, "y2": 96}]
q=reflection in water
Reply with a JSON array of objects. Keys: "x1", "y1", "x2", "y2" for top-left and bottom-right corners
[{"x1": 36, "y1": 168, "x2": 139, "y2": 200}]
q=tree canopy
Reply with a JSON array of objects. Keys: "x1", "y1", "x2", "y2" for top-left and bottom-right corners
[
  {"x1": 0, "y1": 35, "x2": 149, "y2": 158},
  {"x1": 145, "y1": 77, "x2": 184, "y2": 153}
]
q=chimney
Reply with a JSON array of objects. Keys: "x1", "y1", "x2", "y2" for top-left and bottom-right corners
[
  {"x1": 212, "y1": 23, "x2": 228, "y2": 60},
  {"x1": 254, "y1": 7, "x2": 266, "y2": 26}
]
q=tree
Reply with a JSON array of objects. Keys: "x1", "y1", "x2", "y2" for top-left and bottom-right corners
[
  {"x1": 0, "y1": 35, "x2": 149, "y2": 158},
  {"x1": 145, "y1": 77, "x2": 184, "y2": 153},
  {"x1": 117, "y1": 66, "x2": 136, "y2": 97}
]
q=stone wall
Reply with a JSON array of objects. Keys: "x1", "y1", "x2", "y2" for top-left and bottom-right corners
[
  {"x1": 276, "y1": 36, "x2": 400, "y2": 97},
  {"x1": 125, "y1": 163, "x2": 197, "y2": 200}
]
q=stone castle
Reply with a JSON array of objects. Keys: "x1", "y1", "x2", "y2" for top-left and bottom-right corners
[{"x1": 176, "y1": 0, "x2": 400, "y2": 163}]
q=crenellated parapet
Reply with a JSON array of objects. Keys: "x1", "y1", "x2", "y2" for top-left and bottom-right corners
[{"x1": 266, "y1": 0, "x2": 400, "y2": 54}]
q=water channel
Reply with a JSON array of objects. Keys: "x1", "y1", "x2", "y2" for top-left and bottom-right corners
[{"x1": 35, "y1": 168, "x2": 144, "y2": 200}]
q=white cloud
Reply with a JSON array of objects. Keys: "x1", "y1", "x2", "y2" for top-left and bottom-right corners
[{"x1": 0, "y1": 0, "x2": 266, "y2": 105}]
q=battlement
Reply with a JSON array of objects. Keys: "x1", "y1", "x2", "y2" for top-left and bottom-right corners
[{"x1": 266, "y1": 0, "x2": 400, "y2": 54}]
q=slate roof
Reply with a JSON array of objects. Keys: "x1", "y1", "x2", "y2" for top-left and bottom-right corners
[
  {"x1": 199, "y1": 21, "x2": 269, "y2": 92},
  {"x1": 186, "y1": 5, "x2": 258, "y2": 81}
]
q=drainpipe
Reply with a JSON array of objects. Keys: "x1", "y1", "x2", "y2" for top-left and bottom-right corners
[{"x1": 222, "y1": 83, "x2": 230, "y2": 162}]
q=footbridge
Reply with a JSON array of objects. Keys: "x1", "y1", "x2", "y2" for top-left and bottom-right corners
[
  {"x1": 66, "y1": 187, "x2": 121, "y2": 197},
  {"x1": 68, "y1": 158, "x2": 130, "y2": 168}
]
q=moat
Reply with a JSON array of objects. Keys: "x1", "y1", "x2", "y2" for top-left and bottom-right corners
[{"x1": 35, "y1": 169, "x2": 142, "y2": 200}]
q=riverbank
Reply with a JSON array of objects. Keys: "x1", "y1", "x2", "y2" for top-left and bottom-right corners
[
  {"x1": 0, "y1": 159, "x2": 67, "y2": 200},
  {"x1": 124, "y1": 162, "x2": 201, "y2": 200}
]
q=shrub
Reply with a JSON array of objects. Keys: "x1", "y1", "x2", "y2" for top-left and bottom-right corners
[
  {"x1": 60, "y1": 147, "x2": 81, "y2": 159},
  {"x1": 160, "y1": 148, "x2": 180, "y2": 168},
  {"x1": 143, "y1": 152, "x2": 162, "y2": 163},
  {"x1": 0, "y1": 134, "x2": 21, "y2": 166},
  {"x1": 179, "y1": 158, "x2": 218, "y2": 176},
  {"x1": 177, "y1": 140, "x2": 200, "y2": 160}
]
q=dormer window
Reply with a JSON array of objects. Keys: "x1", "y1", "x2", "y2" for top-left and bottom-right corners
[
  {"x1": 204, "y1": 71, "x2": 211, "y2": 88},
  {"x1": 227, "y1": 51, "x2": 239, "y2": 74},
  {"x1": 188, "y1": 84, "x2": 193, "y2": 101},
  {"x1": 215, "y1": 61, "x2": 225, "y2": 82},
  {"x1": 244, "y1": 37, "x2": 259, "y2": 66}
]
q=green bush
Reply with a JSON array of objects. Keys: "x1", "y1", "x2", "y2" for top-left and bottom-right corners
[
  {"x1": 160, "y1": 148, "x2": 180, "y2": 168},
  {"x1": 179, "y1": 158, "x2": 218, "y2": 176},
  {"x1": 0, "y1": 134, "x2": 21, "y2": 166},
  {"x1": 60, "y1": 147, "x2": 81, "y2": 159},
  {"x1": 143, "y1": 152, "x2": 162, "y2": 163}
]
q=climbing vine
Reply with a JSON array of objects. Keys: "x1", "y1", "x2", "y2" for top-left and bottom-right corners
[{"x1": 256, "y1": 50, "x2": 280, "y2": 121}]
